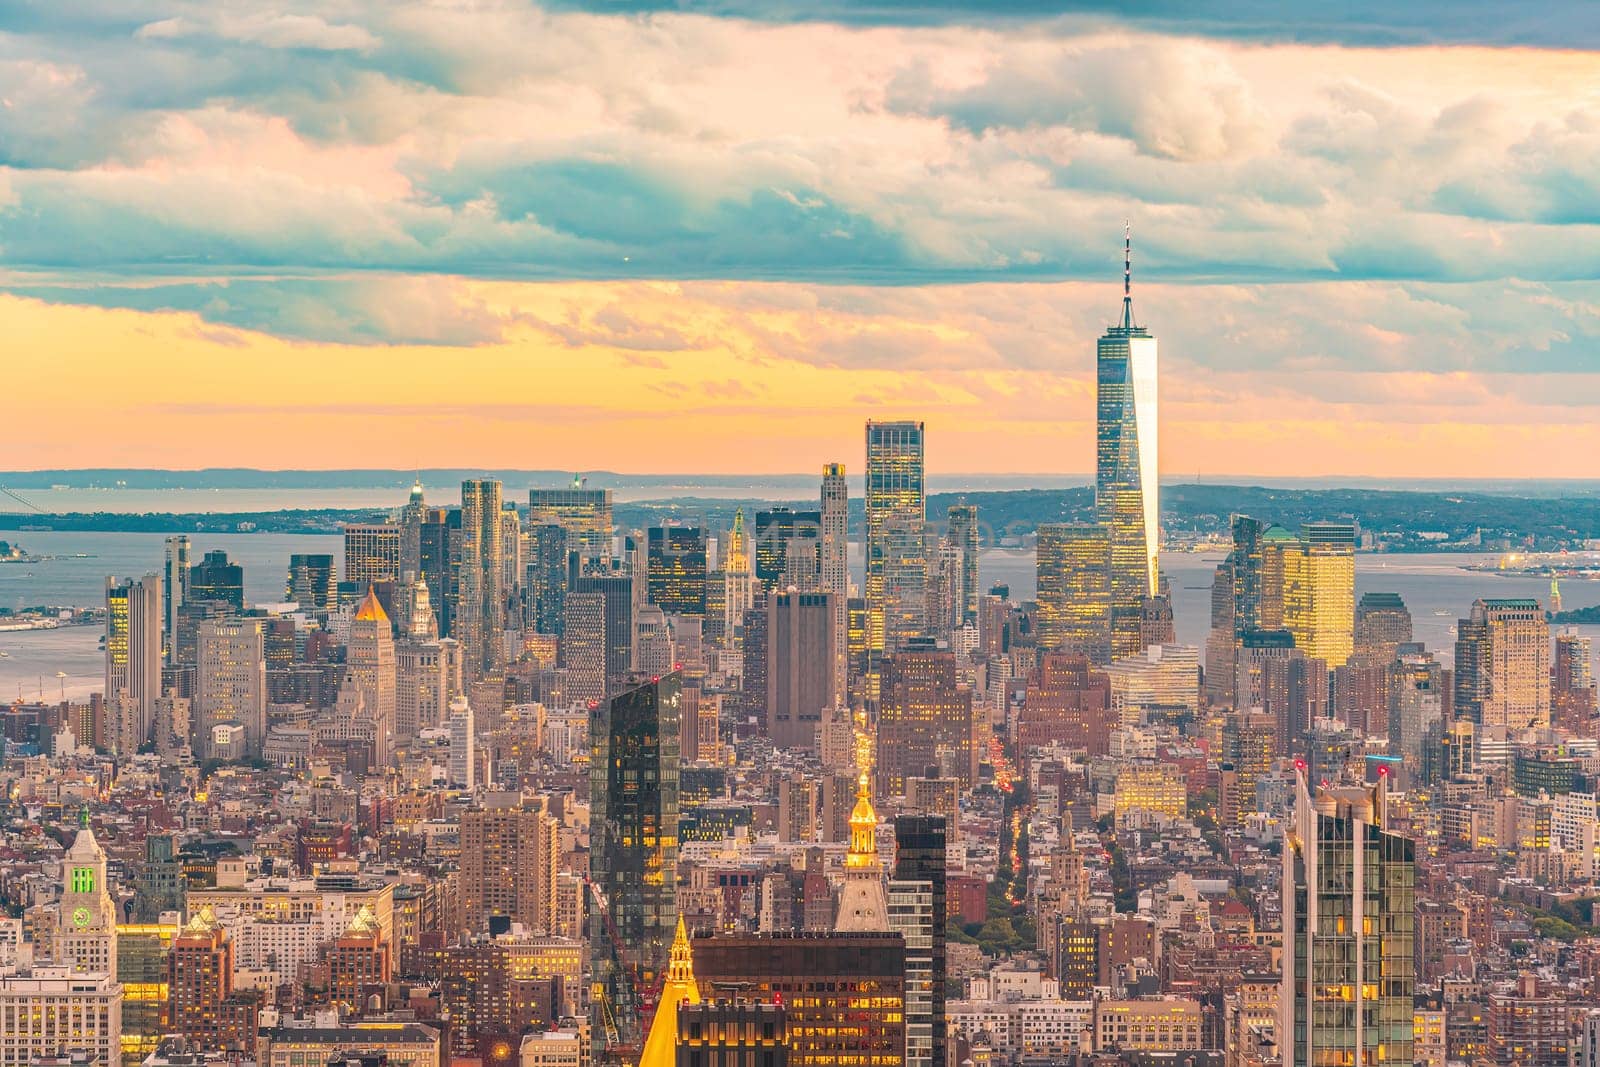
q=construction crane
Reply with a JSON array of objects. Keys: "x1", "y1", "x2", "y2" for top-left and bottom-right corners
[{"x1": 586, "y1": 877, "x2": 665, "y2": 1064}]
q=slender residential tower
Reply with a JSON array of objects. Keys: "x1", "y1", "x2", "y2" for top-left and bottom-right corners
[
  {"x1": 820, "y1": 463, "x2": 849, "y2": 705},
  {"x1": 1096, "y1": 226, "x2": 1159, "y2": 661}
]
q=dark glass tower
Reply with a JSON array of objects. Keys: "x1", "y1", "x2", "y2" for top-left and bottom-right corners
[
  {"x1": 752, "y1": 507, "x2": 821, "y2": 589},
  {"x1": 572, "y1": 573, "x2": 635, "y2": 692},
  {"x1": 526, "y1": 523, "x2": 569, "y2": 635},
  {"x1": 647, "y1": 526, "x2": 708, "y2": 616},
  {"x1": 894, "y1": 814, "x2": 947, "y2": 1067},
  {"x1": 591, "y1": 671, "x2": 682, "y2": 1054},
  {"x1": 190, "y1": 550, "x2": 244, "y2": 612}
]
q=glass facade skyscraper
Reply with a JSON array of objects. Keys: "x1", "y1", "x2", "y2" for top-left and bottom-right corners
[
  {"x1": 1096, "y1": 234, "x2": 1159, "y2": 662},
  {"x1": 647, "y1": 526, "x2": 708, "y2": 616},
  {"x1": 1281, "y1": 769, "x2": 1415, "y2": 1067},
  {"x1": 865, "y1": 420, "x2": 926, "y2": 675},
  {"x1": 1035, "y1": 522, "x2": 1111, "y2": 664},
  {"x1": 590, "y1": 671, "x2": 682, "y2": 1053}
]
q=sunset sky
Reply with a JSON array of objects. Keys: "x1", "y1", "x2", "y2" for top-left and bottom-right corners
[{"x1": 6, "y1": 3, "x2": 1600, "y2": 477}]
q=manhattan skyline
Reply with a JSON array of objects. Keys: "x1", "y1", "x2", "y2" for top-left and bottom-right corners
[{"x1": 7, "y1": 4, "x2": 1600, "y2": 476}]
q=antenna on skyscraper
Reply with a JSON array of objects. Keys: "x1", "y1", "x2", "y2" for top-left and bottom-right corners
[{"x1": 1122, "y1": 220, "x2": 1134, "y2": 331}]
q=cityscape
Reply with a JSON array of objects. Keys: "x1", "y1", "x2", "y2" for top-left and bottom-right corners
[{"x1": 6, "y1": 5, "x2": 1600, "y2": 1067}]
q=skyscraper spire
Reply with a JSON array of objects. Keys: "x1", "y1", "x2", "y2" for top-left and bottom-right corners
[{"x1": 1122, "y1": 220, "x2": 1134, "y2": 331}]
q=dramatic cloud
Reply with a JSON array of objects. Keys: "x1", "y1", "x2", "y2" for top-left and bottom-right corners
[{"x1": 3, "y1": 1, "x2": 1599, "y2": 475}]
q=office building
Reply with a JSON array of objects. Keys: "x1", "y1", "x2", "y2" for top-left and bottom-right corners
[
  {"x1": 57, "y1": 814, "x2": 117, "y2": 976},
  {"x1": 163, "y1": 535, "x2": 190, "y2": 664},
  {"x1": 1035, "y1": 523, "x2": 1111, "y2": 664},
  {"x1": 571, "y1": 573, "x2": 635, "y2": 693},
  {"x1": 674, "y1": 1001, "x2": 788, "y2": 1067},
  {"x1": 526, "y1": 524, "x2": 569, "y2": 635},
  {"x1": 105, "y1": 574, "x2": 161, "y2": 755},
  {"x1": 190, "y1": 550, "x2": 244, "y2": 612},
  {"x1": 1553, "y1": 631, "x2": 1597, "y2": 729},
  {"x1": 865, "y1": 420, "x2": 927, "y2": 668},
  {"x1": 398, "y1": 478, "x2": 427, "y2": 578},
  {"x1": 560, "y1": 592, "x2": 607, "y2": 707},
  {"x1": 590, "y1": 673, "x2": 681, "y2": 1050},
  {"x1": 1281, "y1": 770, "x2": 1415, "y2": 1067},
  {"x1": 1018, "y1": 653, "x2": 1114, "y2": 755},
  {"x1": 459, "y1": 479, "x2": 506, "y2": 679},
  {"x1": 648, "y1": 526, "x2": 708, "y2": 616},
  {"x1": 1280, "y1": 522, "x2": 1357, "y2": 667},
  {"x1": 717, "y1": 508, "x2": 757, "y2": 650},
  {"x1": 753, "y1": 507, "x2": 820, "y2": 589},
  {"x1": 766, "y1": 591, "x2": 836, "y2": 751},
  {"x1": 691, "y1": 932, "x2": 906, "y2": 1067},
  {"x1": 945, "y1": 503, "x2": 979, "y2": 625},
  {"x1": 878, "y1": 649, "x2": 976, "y2": 795},
  {"x1": 396, "y1": 638, "x2": 461, "y2": 738},
  {"x1": 0, "y1": 968, "x2": 122, "y2": 1067},
  {"x1": 528, "y1": 484, "x2": 613, "y2": 566},
  {"x1": 500, "y1": 505, "x2": 523, "y2": 594},
  {"x1": 820, "y1": 463, "x2": 850, "y2": 704},
  {"x1": 286, "y1": 553, "x2": 336, "y2": 613},
  {"x1": 418, "y1": 507, "x2": 456, "y2": 638},
  {"x1": 344, "y1": 523, "x2": 401, "y2": 588},
  {"x1": 1355, "y1": 592, "x2": 1412, "y2": 663},
  {"x1": 887, "y1": 880, "x2": 935, "y2": 1067},
  {"x1": 1106, "y1": 643, "x2": 1199, "y2": 724},
  {"x1": 1096, "y1": 233, "x2": 1159, "y2": 661},
  {"x1": 346, "y1": 588, "x2": 396, "y2": 757},
  {"x1": 196, "y1": 618, "x2": 266, "y2": 759},
  {"x1": 1390, "y1": 647, "x2": 1443, "y2": 768},
  {"x1": 1454, "y1": 598, "x2": 1550, "y2": 730}
]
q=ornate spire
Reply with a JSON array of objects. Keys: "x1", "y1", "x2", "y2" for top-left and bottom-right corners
[
  {"x1": 847, "y1": 707, "x2": 878, "y2": 868},
  {"x1": 667, "y1": 914, "x2": 694, "y2": 983},
  {"x1": 353, "y1": 584, "x2": 390, "y2": 624},
  {"x1": 726, "y1": 508, "x2": 750, "y2": 573}
]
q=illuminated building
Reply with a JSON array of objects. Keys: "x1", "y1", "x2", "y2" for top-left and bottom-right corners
[
  {"x1": 1278, "y1": 522, "x2": 1357, "y2": 667},
  {"x1": 767, "y1": 591, "x2": 836, "y2": 751},
  {"x1": 886, "y1": 882, "x2": 934, "y2": 1067},
  {"x1": 837, "y1": 711, "x2": 890, "y2": 932},
  {"x1": 676, "y1": 1000, "x2": 788, "y2": 1067},
  {"x1": 500, "y1": 505, "x2": 523, "y2": 594},
  {"x1": 448, "y1": 693, "x2": 475, "y2": 789},
  {"x1": 639, "y1": 917, "x2": 701, "y2": 1067},
  {"x1": 430, "y1": 936, "x2": 582, "y2": 1057},
  {"x1": 344, "y1": 524, "x2": 401, "y2": 587},
  {"x1": 1106, "y1": 643, "x2": 1199, "y2": 724},
  {"x1": 753, "y1": 507, "x2": 820, "y2": 589},
  {"x1": 720, "y1": 509, "x2": 756, "y2": 649},
  {"x1": 945, "y1": 503, "x2": 979, "y2": 625},
  {"x1": 346, "y1": 587, "x2": 396, "y2": 758},
  {"x1": 0, "y1": 967, "x2": 122, "y2": 1067},
  {"x1": 163, "y1": 535, "x2": 190, "y2": 664},
  {"x1": 105, "y1": 574, "x2": 161, "y2": 756},
  {"x1": 1092, "y1": 999, "x2": 1202, "y2": 1052},
  {"x1": 528, "y1": 484, "x2": 613, "y2": 566},
  {"x1": 1110, "y1": 763, "x2": 1186, "y2": 824},
  {"x1": 865, "y1": 419, "x2": 927, "y2": 669},
  {"x1": 1096, "y1": 231, "x2": 1159, "y2": 662},
  {"x1": 1454, "y1": 598, "x2": 1550, "y2": 730},
  {"x1": 590, "y1": 672, "x2": 682, "y2": 1052},
  {"x1": 286, "y1": 553, "x2": 336, "y2": 613},
  {"x1": 648, "y1": 526, "x2": 708, "y2": 616},
  {"x1": 459, "y1": 479, "x2": 506, "y2": 680},
  {"x1": 692, "y1": 932, "x2": 906, "y2": 1067},
  {"x1": 190, "y1": 550, "x2": 244, "y2": 612},
  {"x1": 1389, "y1": 647, "x2": 1443, "y2": 768},
  {"x1": 821, "y1": 464, "x2": 850, "y2": 704},
  {"x1": 1035, "y1": 523, "x2": 1111, "y2": 663},
  {"x1": 418, "y1": 506, "x2": 456, "y2": 638},
  {"x1": 1221, "y1": 711, "x2": 1276, "y2": 825},
  {"x1": 256, "y1": 1022, "x2": 442, "y2": 1067},
  {"x1": 195, "y1": 617, "x2": 266, "y2": 759},
  {"x1": 1281, "y1": 770, "x2": 1415, "y2": 1067},
  {"x1": 1485, "y1": 974, "x2": 1568, "y2": 1067},
  {"x1": 117, "y1": 920, "x2": 175, "y2": 1066},
  {"x1": 58, "y1": 813, "x2": 117, "y2": 976},
  {"x1": 168, "y1": 908, "x2": 233, "y2": 1050},
  {"x1": 1553, "y1": 632, "x2": 1597, "y2": 729},
  {"x1": 877, "y1": 650, "x2": 975, "y2": 795},
  {"x1": 1018, "y1": 653, "x2": 1114, "y2": 755},
  {"x1": 399, "y1": 478, "x2": 427, "y2": 579},
  {"x1": 327, "y1": 905, "x2": 392, "y2": 1014},
  {"x1": 461, "y1": 795, "x2": 560, "y2": 936},
  {"x1": 520, "y1": 1030, "x2": 582, "y2": 1067}
]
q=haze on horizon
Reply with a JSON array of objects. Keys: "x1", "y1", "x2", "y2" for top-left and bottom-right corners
[{"x1": 6, "y1": 2, "x2": 1600, "y2": 477}]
